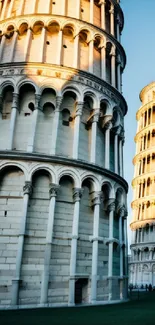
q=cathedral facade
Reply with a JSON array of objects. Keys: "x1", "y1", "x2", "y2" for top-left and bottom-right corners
[
  {"x1": 0, "y1": 0, "x2": 128, "y2": 308},
  {"x1": 130, "y1": 82, "x2": 155, "y2": 287}
]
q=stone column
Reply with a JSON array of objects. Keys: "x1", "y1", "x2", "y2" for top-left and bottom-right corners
[
  {"x1": 105, "y1": 122, "x2": 112, "y2": 169},
  {"x1": 32, "y1": 0, "x2": 37, "y2": 13},
  {"x1": 124, "y1": 213, "x2": 128, "y2": 299},
  {"x1": 114, "y1": 127, "x2": 120, "y2": 174},
  {"x1": 50, "y1": 96, "x2": 63, "y2": 155},
  {"x1": 19, "y1": 0, "x2": 25, "y2": 15},
  {"x1": 8, "y1": 0, "x2": 14, "y2": 17},
  {"x1": 40, "y1": 184, "x2": 59, "y2": 304},
  {"x1": 116, "y1": 15, "x2": 121, "y2": 42},
  {"x1": 0, "y1": 35, "x2": 5, "y2": 61},
  {"x1": 116, "y1": 55, "x2": 121, "y2": 92},
  {"x1": 110, "y1": 47, "x2": 116, "y2": 88},
  {"x1": 90, "y1": 111, "x2": 100, "y2": 164},
  {"x1": 119, "y1": 207, "x2": 124, "y2": 300},
  {"x1": 110, "y1": 4, "x2": 115, "y2": 36},
  {"x1": 10, "y1": 31, "x2": 18, "y2": 62},
  {"x1": 24, "y1": 28, "x2": 32, "y2": 61},
  {"x1": 1, "y1": 0, "x2": 8, "y2": 20},
  {"x1": 90, "y1": 0, "x2": 94, "y2": 24},
  {"x1": 40, "y1": 27, "x2": 46, "y2": 63},
  {"x1": 100, "y1": 1, "x2": 106, "y2": 29},
  {"x1": 69, "y1": 188, "x2": 83, "y2": 306},
  {"x1": 119, "y1": 133, "x2": 124, "y2": 177},
  {"x1": 56, "y1": 29, "x2": 63, "y2": 65},
  {"x1": 27, "y1": 94, "x2": 41, "y2": 153},
  {"x1": 107, "y1": 200, "x2": 115, "y2": 300},
  {"x1": 91, "y1": 192, "x2": 102, "y2": 303},
  {"x1": 89, "y1": 39, "x2": 94, "y2": 74},
  {"x1": 0, "y1": 0, "x2": 3, "y2": 14},
  {"x1": 76, "y1": 0, "x2": 81, "y2": 19},
  {"x1": 9, "y1": 93, "x2": 19, "y2": 150},
  {"x1": 72, "y1": 102, "x2": 83, "y2": 160},
  {"x1": 101, "y1": 45, "x2": 106, "y2": 80},
  {"x1": 73, "y1": 34, "x2": 79, "y2": 69},
  {"x1": 11, "y1": 182, "x2": 32, "y2": 305}
]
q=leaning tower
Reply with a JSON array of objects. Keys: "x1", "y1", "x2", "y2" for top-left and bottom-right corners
[
  {"x1": 0, "y1": 0, "x2": 128, "y2": 308},
  {"x1": 130, "y1": 82, "x2": 155, "y2": 287}
]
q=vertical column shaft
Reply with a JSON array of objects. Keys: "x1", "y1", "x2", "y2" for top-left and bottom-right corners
[
  {"x1": 90, "y1": 112, "x2": 99, "y2": 164},
  {"x1": 24, "y1": 28, "x2": 32, "y2": 61},
  {"x1": 19, "y1": 0, "x2": 25, "y2": 15},
  {"x1": 101, "y1": 45, "x2": 106, "y2": 80},
  {"x1": 110, "y1": 4, "x2": 115, "y2": 36},
  {"x1": 40, "y1": 185, "x2": 59, "y2": 304},
  {"x1": 72, "y1": 102, "x2": 83, "y2": 159},
  {"x1": 111, "y1": 48, "x2": 116, "y2": 88},
  {"x1": 100, "y1": 1, "x2": 106, "y2": 30},
  {"x1": 89, "y1": 40, "x2": 94, "y2": 74},
  {"x1": 114, "y1": 130, "x2": 119, "y2": 174},
  {"x1": 9, "y1": 93, "x2": 19, "y2": 150},
  {"x1": 9, "y1": 31, "x2": 18, "y2": 62},
  {"x1": 105, "y1": 122, "x2": 112, "y2": 169},
  {"x1": 73, "y1": 34, "x2": 79, "y2": 69},
  {"x1": 90, "y1": 0, "x2": 94, "y2": 24},
  {"x1": 1, "y1": 0, "x2": 8, "y2": 20},
  {"x1": 0, "y1": 35, "x2": 5, "y2": 61},
  {"x1": 40, "y1": 27, "x2": 46, "y2": 63},
  {"x1": 11, "y1": 182, "x2": 32, "y2": 305},
  {"x1": 57, "y1": 29, "x2": 63, "y2": 65},
  {"x1": 108, "y1": 201, "x2": 115, "y2": 300},
  {"x1": 51, "y1": 96, "x2": 63, "y2": 155},
  {"x1": 27, "y1": 94, "x2": 41, "y2": 153},
  {"x1": 69, "y1": 189, "x2": 83, "y2": 306},
  {"x1": 91, "y1": 192, "x2": 102, "y2": 303},
  {"x1": 8, "y1": 0, "x2": 14, "y2": 17}
]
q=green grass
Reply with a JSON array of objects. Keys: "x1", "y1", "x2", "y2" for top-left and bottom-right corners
[{"x1": 0, "y1": 292, "x2": 154, "y2": 325}]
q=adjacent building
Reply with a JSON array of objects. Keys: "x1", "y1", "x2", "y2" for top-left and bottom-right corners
[
  {"x1": 130, "y1": 82, "x2": 155, "y2": 287},
  {"x1": 0, "y1": 0, "x2": 128, "y2": 308}
]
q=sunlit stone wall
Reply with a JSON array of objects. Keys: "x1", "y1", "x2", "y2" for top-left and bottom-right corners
[{"x1": 0, "y1": 0, "x2": 128, "y2": 308}]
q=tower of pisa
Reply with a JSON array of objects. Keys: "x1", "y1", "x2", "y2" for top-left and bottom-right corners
[
  {"x1": 0, "y1": 0, "x2": 128, "y2": 308},
  {"x1": 130, "y1": 82, "x2": 155, "y2": 287}
]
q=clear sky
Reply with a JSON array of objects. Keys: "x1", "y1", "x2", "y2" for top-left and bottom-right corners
[{"x1": 121, "y1": 0, "x2": 155, "y2": 246}]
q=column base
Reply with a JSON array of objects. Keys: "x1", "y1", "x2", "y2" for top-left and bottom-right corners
[{"x1": 11, "y1": 279, "x2": 21, "y2": 305}]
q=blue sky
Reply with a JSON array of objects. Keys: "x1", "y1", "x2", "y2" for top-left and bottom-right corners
[{"x1": 121, "y1": 0, "x2": 155, "y2": 244}]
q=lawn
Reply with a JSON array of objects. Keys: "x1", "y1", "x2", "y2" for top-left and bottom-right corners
[{"x1": 0, "y1": 292, "x2": 154, "y2": 325}]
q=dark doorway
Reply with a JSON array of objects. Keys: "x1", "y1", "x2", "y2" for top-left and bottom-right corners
[{"x1": 75, "y1": 278, "x2": 89, "y2": 304}]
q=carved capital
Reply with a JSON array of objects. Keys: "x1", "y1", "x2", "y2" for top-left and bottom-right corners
[
  {"x1": 75, "y1": 102, "x2": 83, "y2": 116},
  {"x1": 73, "y1": 188, "x2": 83, "y2": 202},
  {"x1": 35, "y1": 94, "x2": 41, "y2": 110},
  {"x1": 91, "y1": 191, "x2": 103, "y2": 206},
  {"x1": 107, "y1": 199, "x2": 116, "y2": 212},
  {"x1": 92, "y1": 112, "x2": 100, "y2": 123},
  {"x1": 56, "y1": 96, "x2": 63, "y2": 111},
  {"x1": 12, "y1": 93, "x2": 19, "y2": 109},
  {"x1": 105, "y1": 121, "x2": 113, "y2": 130},
  {"x1": 49, "y1": 184, "x2": 59, "y2": 198},
  {"x1": 23, "y1": 182, "x2": 32, "y2": 196},
  {"x1": 117, "y1": 205, "x2": 126, "y2": 218}
]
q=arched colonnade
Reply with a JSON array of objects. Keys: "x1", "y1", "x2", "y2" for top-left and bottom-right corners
[
  {"x1": 0, "y1": 163, "x2": 127, "y2": 305},
  {"x1": 0, "y1": 19, "x2": 123, "y2": 90},
  {"x1": 0, "y1": 80, "x2": 124, "y2": 176}
]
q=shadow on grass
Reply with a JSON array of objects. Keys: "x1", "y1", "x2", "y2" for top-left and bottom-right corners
[{"x1": 0, "y1": 292, "x2": 155, "y2": 325}]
